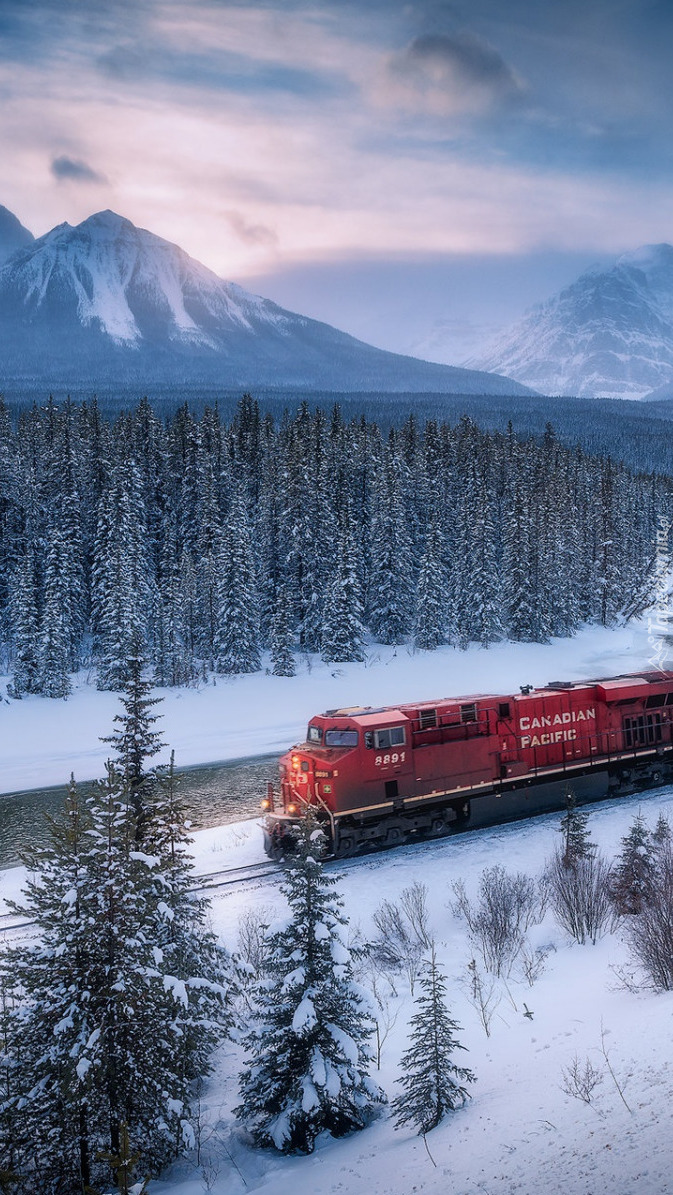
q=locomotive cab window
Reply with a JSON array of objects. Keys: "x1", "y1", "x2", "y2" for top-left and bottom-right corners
[
  {"x1": 373, "y1": 726, "x2": 405, "y2": 749},
  {"x1": 498, "y1": 702, "x2": 511, "y2": 719},
  {"x1": 307, "y1": 725, "x2": 323, "y2": 743},
  {"x1": 324, "y1": 729, "x2": 358, "y2": 747}
]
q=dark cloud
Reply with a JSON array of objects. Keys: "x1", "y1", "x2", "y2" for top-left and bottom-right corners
[
  {"x1": 97, "y1": 42, "x2": 146, "y2": 80},
  {"x1": 51, "y1": 156, "x2": 107, "y2": 184},
  {"x1": 226, "y1": 211, "x2": 278, "y2": 248},
  {"x1": 393, "y1": 32, "x2": 525, "y2": 108}
]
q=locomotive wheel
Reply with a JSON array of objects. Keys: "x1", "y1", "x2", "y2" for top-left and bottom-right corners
[
  {"x1": 651, "y1": 769, "x2": 663, "y2": 785},
  {"x1": 385, "y1": 826, "x2": 404, "y2": 847},
  {"x1": 336, "y1": 834, "x2": 356, "y2": 857}
]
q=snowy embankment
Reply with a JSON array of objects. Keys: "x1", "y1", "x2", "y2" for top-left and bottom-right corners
[
  {"x1": 177, "y1": 792, "x2": 673, "y2": 1193},
  {"x1": 2, "y1": 614, "x2": 673, "y2": 1194},
  {"x1": 0, "y1": 618, "x2": 656, "y2": 796},
  {"x1": 3, "y1": 772, "x2": 672, "y2": 1193}
]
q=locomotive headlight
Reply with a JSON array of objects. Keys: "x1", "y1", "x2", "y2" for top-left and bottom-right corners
[
  {"x1": 291, "y1": 754, "x2": 301, "y2": 770},
  {"x1": 260, "y1": 797, "x2": 271, "y2": 810},
  {"x1": 287, "y1": 802, "x2": 298, "y2": 815}
]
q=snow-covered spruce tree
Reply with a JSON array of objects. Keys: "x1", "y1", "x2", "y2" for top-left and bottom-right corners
[
  {"x1": 214, "y1": 489, "x2": 261, "y2": 675},
  {"x1": 367, "y1": 456, "x2": 414, "y2": 646},
  {"x1": 8, "y1": 547, "x2": 40, "y2": 697},
  {"x1": 610, "y1": 812, "x2": 656, "y2": 915},
  {"x1": 38, "y1": 524, "x2": 72, "y2": 699},
  {"x1": 392, "y1": 944, "x2": 475, "y2": 1135},
  {"x1": 236, "y1": 816, "x2": 384, "y2": 1153},
  {"x1": 413, "y1": 511, "x2": 448, "y2": 651},
  {"x1": 91, "y1": 463, "x2": 152, "y2": 691},
  {"x1": 321, "y1": 513, "x2": 365, "y2": 664},
  {"x1": 101, "y1": 641, "x2": 165, "y2": 839},
  {"x1": 142, "y1": 752, "x2": 236, "y2": 1082},
  {"x1": 269, "y1": 581, "x2": 296, "y2": 677},
  {"x1": 0, "y1": 767, "x2": 234, "y2": 1193},
  {"x1": 559, "y1": 790, "x2": 596, "y2": 870}
]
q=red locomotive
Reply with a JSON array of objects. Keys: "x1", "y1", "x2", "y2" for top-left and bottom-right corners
[{"x1": 263, "y1": 670, "x2": 673, "y2": 857}]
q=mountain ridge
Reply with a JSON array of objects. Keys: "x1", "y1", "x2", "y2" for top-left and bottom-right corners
[
  {"x1": 0, "y1": 207, "x2": 532, "y2": 396},
  {"x1": 0, "y1": 205, "x2": 34, "y2": 266},
  {"x1": 467, "y1": 244, "x2": 673, "y2": 399}
]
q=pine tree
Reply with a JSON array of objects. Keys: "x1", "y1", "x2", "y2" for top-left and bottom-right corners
[
  {"x1": 214, "y1": 490, "x2": 261, "y2": 675},
  {"x1": 413, "y1": 512, "x2": 447, "y2": 651},
  {"x1": 142, "y1": 753, "x2": 236, "y2": 1081},
  {"x1": 610, "y1": 812, "x2": 656, "y2": 915},
  {"x1": 0, "y1": 765, "x2": 234, "y2": 1192},
  {"x1": 8, "y1": 548, "x2": 40, "y2": 697},
  {"x1": 92, "y1": 463, "x2": 152, "y2": 690},
  {"x1": 392, "y1": 944, "x2": 475, "y2": 1135},
  {"x1": 101, "y1": 643, "x2": 164, "y2": 839},
  {"x1": 559, "y1": 791, "x2": 596, "y2": 869},
  {"x1": 321, "y1": 514, "x2": 365, "y2": 664},
  {"x1": 38, "y1": 525, "x2": 72, "y2": 699},
  {"x1": 269, "y1": 582, "x2": 296, "y2": 677},
  {"x1": 236, "y1": 816, "x2": 384, "y2": 1153}
]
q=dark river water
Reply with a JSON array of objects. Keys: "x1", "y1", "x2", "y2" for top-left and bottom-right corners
[{"x1": 0, "y1": 753, "x2": 279, "y2": 868}]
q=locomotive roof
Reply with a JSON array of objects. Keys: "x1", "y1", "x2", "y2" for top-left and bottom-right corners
[{"x1": 318, "y1": 671, "x2": 673, "y2": 722}]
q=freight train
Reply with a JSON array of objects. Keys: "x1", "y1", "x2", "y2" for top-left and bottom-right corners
[{"x1": 263, "y1": 670, "x2": 673, "y2": 858}]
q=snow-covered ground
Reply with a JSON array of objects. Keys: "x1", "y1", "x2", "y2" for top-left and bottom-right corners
[
  {"x1": 162, "y1": 791, "x2": 673, "y2": 1194},
  {"x1": 3, "y1": 780, "x2": 673, "y2": 1194},
  {"x1": 3, "y1": 617, "x2": 673, "y2": 1194},
  {"x1": 0, "y1": 617, "x2": 660, "y2": 796}
]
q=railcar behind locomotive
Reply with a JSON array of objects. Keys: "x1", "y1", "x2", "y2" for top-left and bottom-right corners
[{"x1": 263, "y1": 670, "x2": 673, "y2": 858}]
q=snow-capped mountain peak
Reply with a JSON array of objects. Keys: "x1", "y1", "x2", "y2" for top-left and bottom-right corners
[
  {"x1": 0, "y1": 205, "x2": 34, "y2": 266},
  {"x1": 467, "y1": 244, "x2": 673, "y2": 398},
  {"x1": 0, "y1": 206, "x2": 533, "y2": 395},
  {"x1": 5, "y1": 209, "x2": 285, "y2": 346}
]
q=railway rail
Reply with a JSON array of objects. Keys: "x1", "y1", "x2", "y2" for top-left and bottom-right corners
[{"x1": 0, "y1": 859, "x2": 283, "y2": 938}]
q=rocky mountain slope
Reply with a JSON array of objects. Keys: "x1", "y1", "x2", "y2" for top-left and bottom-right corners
[
  {"x1": 0, "y1": 205, "x2": 34, "y2": 266},
  {"x1": 0, "y1": 209, "x2": 530, "y2": 395},
  {"x1": 468, "y1": 244, "x2": 673, "y2": 399}
]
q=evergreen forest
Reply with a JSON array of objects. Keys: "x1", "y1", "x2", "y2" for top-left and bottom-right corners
[{"x1": 0, "y1": 394, "x2": 669, "y2": 699}]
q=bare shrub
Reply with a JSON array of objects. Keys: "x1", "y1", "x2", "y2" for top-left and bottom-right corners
[
  {"x1": 452, "y1": 865, "x2": 542, "y2": 976},
  {"x1": 625, "y1": 842, "x2": 673, "y2": 990},
  {"x1": 561, "y1": 1055, "x2": 604, "y2": 1106},
  {"x1": 464, "y1": 958, "x2": 500, "y2": 1037},
  {"x1": 236, "y1": 904, "x2": 274, "y2": 979},
  {"x1": 399, "y1": 881, "x2": 432, "y2": 949},
  {"x1": 370, "y1": 882, "x2": 432, "y2": 994},
  {"x1": 518, "y1": 942, "x2": 555, "y2": 987},
  {"x1": 545, "y1": 847, "x2": 614, "y2": 944},
  {"x1": 374, "y1": 1002, "x2": 399, "y2": 1069}
]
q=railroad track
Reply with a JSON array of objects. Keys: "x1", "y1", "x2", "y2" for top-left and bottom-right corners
[
  {"x1": 193, "y1": 859, "x2": 281, "y2": 891},
  {"x1": 0, "y1": 858, "x2": 282, "y2": 936}
]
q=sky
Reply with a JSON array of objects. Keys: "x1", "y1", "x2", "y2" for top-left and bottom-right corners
[{"x1": 1, "y1": 0, "x2": 671, "y2": 360}]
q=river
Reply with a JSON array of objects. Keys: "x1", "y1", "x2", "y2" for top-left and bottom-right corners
[{"x1": 0, "y1": 753, "x2": 279, "y2": 868}]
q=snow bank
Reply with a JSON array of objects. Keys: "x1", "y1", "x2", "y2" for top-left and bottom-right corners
[{"x1": 0, "y1": 619, "x2": 651, "y2": 796}]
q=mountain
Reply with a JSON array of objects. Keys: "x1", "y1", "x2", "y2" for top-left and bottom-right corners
[
  {"x1": 467, "y1": 245, "x2": 673, "y2": 399},
  {"x1": 0, "y1": 209, "x2": 531, "y2": 395},
  {"x1": 0, "y1": 205, "x2": 34, "y2": 265}
]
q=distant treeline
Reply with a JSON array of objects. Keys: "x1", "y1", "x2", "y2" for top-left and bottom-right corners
[
  {"x1": 4, "y1": 386, "x2": 673, "y2": 474},
  {"x1": 0, "y1": 394, "x2": 669, "y2": 697}
]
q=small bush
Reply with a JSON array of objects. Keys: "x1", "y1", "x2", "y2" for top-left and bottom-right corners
[
  {"x1": 452, "y1": 865, "x2": 542, "y2": 977},
  {"x1": 625, "y1": 842, "x2": 673, "y2": 990},
  {"x1": 370, "y1": 881, "x2": 432, "y2": 994},
  {"x1": 546, "y1": 847, "x2": 614, "y2": 944}
]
